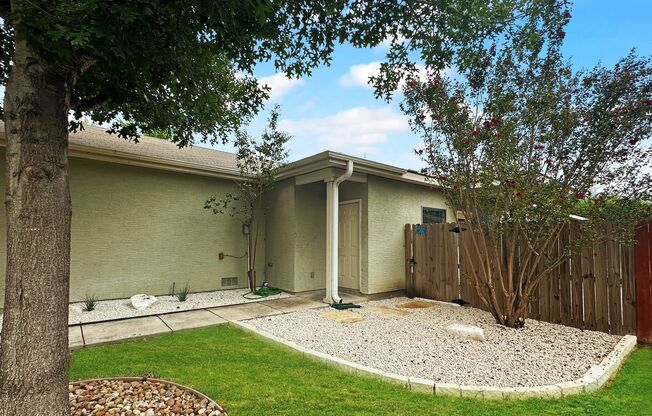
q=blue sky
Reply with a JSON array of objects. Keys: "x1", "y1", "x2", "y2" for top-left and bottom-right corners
[{"x1": 212, "y1": 0, "x2": 652, "y2": 169}]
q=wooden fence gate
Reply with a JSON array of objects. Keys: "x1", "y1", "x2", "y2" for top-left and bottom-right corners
[{"x1": 405, "y1": 223, "x2": 643, "y2": 336}]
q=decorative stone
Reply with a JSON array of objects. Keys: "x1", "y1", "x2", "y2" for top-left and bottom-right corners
[
  {"x1": 409, "y1": 377, "x2": 435, "y2": 393},
  {"x1": 69, "y1": 378, "x2": 227, "y2": 416},
  {"x1": 446, "y1": 323, "x2": 485, "y2": 341},
  {"x1": 366, "y1": 306, "x2": 410, "y2": 317},
  {"x1": 130, "y1": 294, "x2": 157, "y2": 310},
  {"x1": 396, "y1": 300, "x2": 436, "y2": 309},
  {"x1": 460, "y1": 386, "x2": 484, "y2": 398},
  {"x1": 321, "y1": 310, "x2": 363, "y2": 323},
  {"x1": 434, "y1": 383, "x2": 461, "y2": 396}
]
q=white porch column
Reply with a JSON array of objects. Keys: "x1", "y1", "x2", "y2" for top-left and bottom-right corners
[
  {"x1": 324, "y1": 161, "x2": 353, "y2": 304},
  {"x1": 324, "y1": 179, "x2": 334, "y2": 303}
]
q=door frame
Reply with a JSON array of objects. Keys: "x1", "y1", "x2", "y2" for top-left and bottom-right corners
[{"x1": 339, "y1": 198, "x2": 363, "y2": 291}]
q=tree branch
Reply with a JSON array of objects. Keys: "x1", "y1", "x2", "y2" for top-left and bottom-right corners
[
  {"x1": 71, "y1": 93, "x2": 109, "y2": 113},
  {"x1": 0, "y1": 0, "x2": 10, "y2": 18}
]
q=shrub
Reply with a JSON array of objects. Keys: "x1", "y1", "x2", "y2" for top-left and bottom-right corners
[
  {"x1": 83, "y1": 294, "x2": 97, "y2": 312},
  {"x1": 175, "y1": 282, "x2": 190, "y2": 302}
]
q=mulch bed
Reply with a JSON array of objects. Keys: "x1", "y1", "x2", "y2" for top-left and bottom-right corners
[{"x1": 69, "y1": 378, "x2": 227, "y2": 416}]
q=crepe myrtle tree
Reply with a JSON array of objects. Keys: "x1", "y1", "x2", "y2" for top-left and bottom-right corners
[
  {"x1": 0, "y1": 0, "x2": 571, "y2": 412},
  {"x1": 402, "y1": 36, "x2": 652, "y2": 328},
  {"x1": 205, "y1": 107, "x2": 289, "y2": 292}
]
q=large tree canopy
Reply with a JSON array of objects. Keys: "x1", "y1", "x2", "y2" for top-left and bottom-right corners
[
  {"x1": 0, "y1": 0, "x2": 568, "y2": 142},
  {"x1": 0, "y1": 0, "x2": 355, "y2": 142}
]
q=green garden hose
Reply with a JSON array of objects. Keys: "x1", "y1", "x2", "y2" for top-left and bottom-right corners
[
  {"x1": 253, "y1": 286, "x2": 283, "y2": 297},
  {"x1": 330, "y1": 302, "x2": 361, "y2": 310}
]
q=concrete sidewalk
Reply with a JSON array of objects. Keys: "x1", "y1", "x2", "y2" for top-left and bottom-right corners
[{"x1": 69, "y1": 291, "x2": 370, "y2": 349}]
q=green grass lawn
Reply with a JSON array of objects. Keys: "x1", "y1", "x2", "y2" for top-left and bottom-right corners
[{"x1": 70, "y1": 324, "x2": 652, "y2": 416}]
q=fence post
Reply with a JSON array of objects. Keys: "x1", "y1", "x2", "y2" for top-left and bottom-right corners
[
  {"x1": 405, "y1": 224, "x2": 414, "y2": 297},
  {"x1": 635, "y1": 221, "x2": 652, "y2": 344}
]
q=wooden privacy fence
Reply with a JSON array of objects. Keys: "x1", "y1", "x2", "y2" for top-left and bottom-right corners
[
  {"x1": 635, "y1": 221, "x2": 652, "y2": 343},
  {"x1": 405, "y1": 223, "x2": 638, "y2": 335}
]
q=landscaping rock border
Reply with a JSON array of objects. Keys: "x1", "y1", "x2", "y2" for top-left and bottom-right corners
[
  {"x1": 69, "y1": 377, "x2": 228, "y2": 415},
  {"x1": 234, "y1": 320, "x2": 637, "y2": 400}
]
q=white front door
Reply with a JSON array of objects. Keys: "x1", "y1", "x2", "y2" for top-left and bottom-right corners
[{"x1": 338, "y1": 200, "x2": 360, "y2": 290}]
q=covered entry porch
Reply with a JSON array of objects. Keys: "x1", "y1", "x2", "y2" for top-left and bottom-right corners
[
  {"x1": 264, "y1": 151, "x2": 451, "y2": 303},
  {"x1": 293, "y1": 160, "x2": 367, "y2": 303}
]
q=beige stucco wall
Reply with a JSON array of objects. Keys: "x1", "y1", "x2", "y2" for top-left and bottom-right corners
[
  {"x1": 264, "y1": 178, "x2": 296, "y2": 291},
  {"x1": 0, "y1": 150, "x2": 258, "y2": 302},
  {"x1": 293, "y1": 181, "x2": 327, "y2": 292},
  {"x1": 367, "y1": 175, "x2": 452, "y2": 294},
  {"x1": 265, "y1": 180, "x2": 329, "y2": 293},
  {"x1": 0, "y1": 151, "x2": 451, "y2": 301}
]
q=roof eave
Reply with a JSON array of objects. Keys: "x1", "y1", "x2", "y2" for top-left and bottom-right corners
[
  {"x1": 277, "y1": 150, "x2": 443, "y2": 188},
  {"x1": 67, "y1": 142, "x2": 242, "y2": 180},
  {"x1": 0, "y1": 136, "x2": 243, "y2": 181}
]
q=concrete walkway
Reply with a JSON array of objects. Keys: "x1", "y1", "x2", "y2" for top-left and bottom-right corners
[{"x1": 69, "y1": 291, "x2": 371, "y2": 349}]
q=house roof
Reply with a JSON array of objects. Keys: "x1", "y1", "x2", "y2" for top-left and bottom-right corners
[
  {"x1": 279, "y1": 151, "x2": 439, "y2": 188},
  {"x1": 0, "y1": 122, "x2": 436, "y2": 187},
  {"x1": 0, "y1": 122, "x2": 241, "y2": 179}
]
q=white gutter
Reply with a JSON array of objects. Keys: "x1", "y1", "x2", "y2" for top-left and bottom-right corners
[{"x1": 329, "y1": 160, "x2": 354, "y2": 304}]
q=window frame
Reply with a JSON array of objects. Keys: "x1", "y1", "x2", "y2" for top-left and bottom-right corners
[{"x1": 421, "y1": 206, "x2": 447, "y2": 224}]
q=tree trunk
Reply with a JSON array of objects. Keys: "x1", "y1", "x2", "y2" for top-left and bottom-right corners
[
  {"x1": 0, "y1": 38, "x2": 72, "y2": 416},
  {"x1": 247, "y1": 226, "x2": 254, "y2": 291}
]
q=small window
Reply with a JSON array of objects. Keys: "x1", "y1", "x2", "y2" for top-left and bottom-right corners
[{"x1": 422, "y1": 207, "x2": 446, "y2": 224}]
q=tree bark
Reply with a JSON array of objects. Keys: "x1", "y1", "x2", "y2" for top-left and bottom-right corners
[{"x1": 0, "y1": 38, "x2": 71, "y2": 416}]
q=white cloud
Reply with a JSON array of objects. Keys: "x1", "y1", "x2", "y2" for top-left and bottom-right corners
[
  {"x1": 280, "y1": 106, "x2": 410, "y2": 155},
  {"x1": 258, "y1": 73, "x2": 304, "y2": 101},
  {"x1": 296, "y1": 100, "x2": 316, "y2": 113},
  {"x1": 338, "y1": 61, "x2": 382, "y2": 89},
  {"x1": 376, "y1": 35, "x2": 408, "y2": 50},
  {"x1": 339, "y1": 61, "x2": 432, "y2": 90}
]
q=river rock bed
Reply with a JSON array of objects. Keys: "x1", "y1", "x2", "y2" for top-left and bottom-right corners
[
  {"x1": 69, "y1": 379, "x2": 226, "y2": 416},
  {"x1": 247, "y1": 297, "x2": 621, "y2": 387}
]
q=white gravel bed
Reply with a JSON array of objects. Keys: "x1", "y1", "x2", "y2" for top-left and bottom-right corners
[
  {"x1": 0, "y1": 289, "x2": 290, "y2": 328},
  {"x1": 247, "y1": 297, "x2": 621, "y2": 388},
  {"x1": 66, "y1": 288, "x2": 290, "y2": 325}
]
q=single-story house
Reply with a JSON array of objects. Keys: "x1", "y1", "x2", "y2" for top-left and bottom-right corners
[{"x1": 0, "y1": 124, "x2": 452, "y2": 303}]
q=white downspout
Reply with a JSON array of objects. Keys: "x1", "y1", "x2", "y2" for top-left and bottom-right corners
[{"x1": 330, "y1": 160, "x2": 353, "y2": 304}]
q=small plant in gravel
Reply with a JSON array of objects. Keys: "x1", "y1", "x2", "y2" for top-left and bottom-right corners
[
  {"x1": 175, "y1": 283, "x2": 190, "y2": 302},
  {"x1": 83, "y1": 294, "x2": 97, "y2": 312},
  {"x1": 205, "y1": 108, "x2": 290, "y2": 293}
]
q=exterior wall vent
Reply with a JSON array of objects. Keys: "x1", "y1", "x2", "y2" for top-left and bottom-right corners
[{"x1": 221, "y1": 276, "x2": 238, "y2": 287}]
